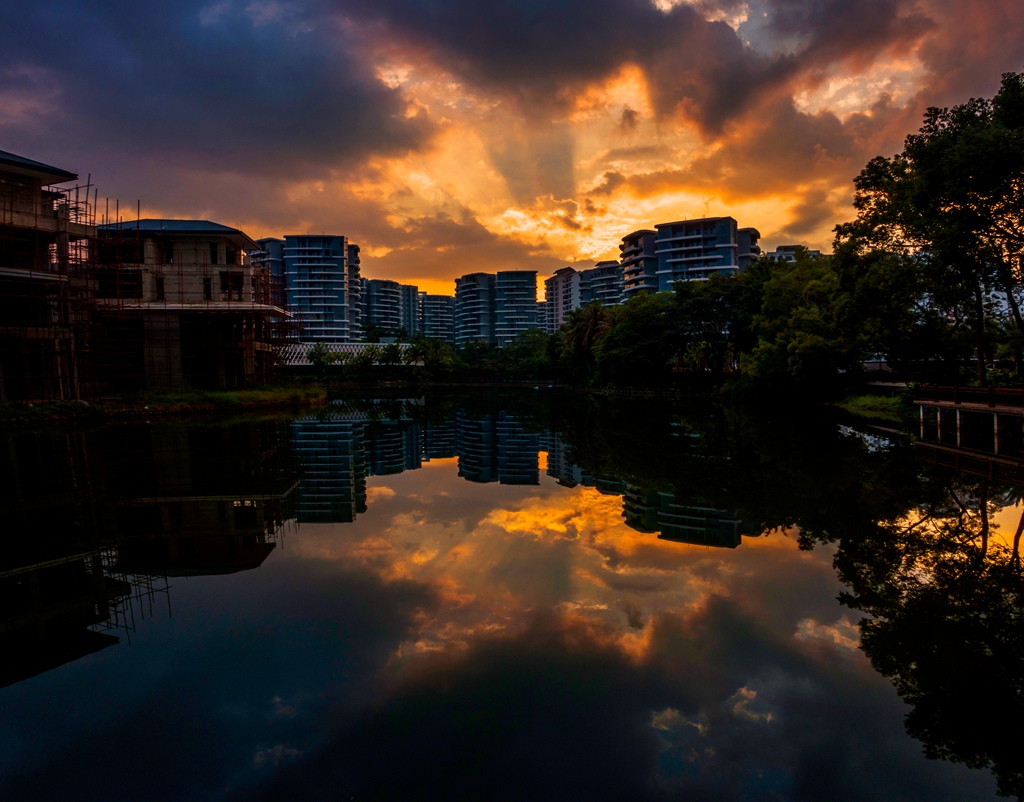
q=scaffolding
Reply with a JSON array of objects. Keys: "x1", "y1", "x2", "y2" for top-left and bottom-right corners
[
  {"x1": 0, "y1": 149, "x2": 290, "y2": 400},
  {"x1": 0, "y1": 151, "x2": 96, "y2": 401}
]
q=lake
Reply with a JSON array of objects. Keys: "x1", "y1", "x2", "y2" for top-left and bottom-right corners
[{"x1": 0, "y1": 391, "x2": 1017, "y2": 801}]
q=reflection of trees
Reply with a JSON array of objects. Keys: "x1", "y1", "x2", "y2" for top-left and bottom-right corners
[
  {"x1": 545, "y1": 393, "x2": 1024, "y2": 794},
  {"x1": 831, "y1": 475, "x2": 1024, "y2": 798}
]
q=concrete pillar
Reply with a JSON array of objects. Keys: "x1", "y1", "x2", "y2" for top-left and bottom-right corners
[
  {"x1": 994, "y1": 412, "x2": 1001, "y2": 455},
  {"x1": 920, "y1": 404, "x2": 926, "y2": 439},
  {"x1": 956, "y1": 408, "x2": 962, "y2": 447},
  {"x1": 937, "y1": 407, "x2": 943, "y2": 442}
]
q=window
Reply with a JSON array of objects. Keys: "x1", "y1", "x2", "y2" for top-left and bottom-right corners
[
  {"x1": 203, "y1": 277, "x2": 212, "y2": 301},
  {"x1": 155, "y1": 275, "x2": 165, "y2": 301},
  {"x1": 220, "y1": 271, "x2": 243, "y2": 301},
  {"x1": 209, "y1": 242, "x2": 219, "y2": 265}
]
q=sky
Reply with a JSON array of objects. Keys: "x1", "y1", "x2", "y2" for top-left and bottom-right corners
[{"x1": 2, "y1": 0, "x2": 1023, "y2": 295}]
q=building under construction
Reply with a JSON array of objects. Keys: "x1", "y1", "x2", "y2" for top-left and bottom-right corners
[
  {"x1": 0, "y1": 150, "x2": 94, "y2": 401},
  {"x1": 88, "y1": 219, "x2": 285, "y2": 393},
  {"x1": 0, "y1": 149, "x2": 288, "y2": 399}
]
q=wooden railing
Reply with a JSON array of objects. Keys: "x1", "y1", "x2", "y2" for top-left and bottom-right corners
[{"x1": 913, "y1": 384, "x2": 1024, "y2": 411}]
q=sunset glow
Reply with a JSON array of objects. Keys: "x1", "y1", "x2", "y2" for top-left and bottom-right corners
[{"x1": 3, "y1": 0, "x2": 1022, "y2": 292}]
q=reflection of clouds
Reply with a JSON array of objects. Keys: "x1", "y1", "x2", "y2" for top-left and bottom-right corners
[
  {"x1": 650, "y1": 706, "x2": 704, "y2": 734},
  {"x1": 365, "y1": 486, "x2": 397, "y2": 501},
  {"x1": 270, "y1": 696, "x2": 300, "y2": 719},
  {"x1": 727, "y1": 686, "x2": 775, "y2": 723},
  {"x1": 291, "y1": 462, "x2": 861, "y2": 675},
  {"x1": 252, "y1": 744, "x2": 302, "y2": 769},
  {"x1": 795, "y1": 617, "x2": 860, "y2": 651}
]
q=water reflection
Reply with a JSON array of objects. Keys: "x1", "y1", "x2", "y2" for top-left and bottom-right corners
[
  {"x1": 2, "y1": 394, "x2": 1022, "y2": 800},
  {"x1": 0, "y1": 421, "x2": 297, "y2": 687}
]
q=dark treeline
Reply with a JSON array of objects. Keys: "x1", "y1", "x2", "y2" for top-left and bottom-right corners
[{"x1": 316, "y1": 72, "x2": 1024, "y2": 396}]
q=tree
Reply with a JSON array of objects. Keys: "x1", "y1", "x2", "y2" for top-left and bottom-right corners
[
  {"x1": 672, "y1": 273, "x2": 743, "y2": 374},
  {"x1": 500, "y1": 328, "x2": 559, "y2": 379},
  {"x1": 741, "y1": 252, "x2": 858, "y2": 392},
  {"x1": 592, "y1": 293, "x2": 677, "y2": 385},
  {"x1": 562, "y1": 302, "x2": 613, "y2": 379},
  {"x1": 836, "y1": 72, "x2": 1024, "y2": 384}
]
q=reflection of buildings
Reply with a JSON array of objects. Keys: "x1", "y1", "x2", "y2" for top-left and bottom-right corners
[
  {"x1": 623, "y1": 487, "x2": 753, "y2": 548},
  {"x1": 0, "y1": 549, "x2": 138, "y2": 687},
  {"x1": 541, "y1": 432, "x2": 623, "y2": 493},
  {"x1": 366, "y1": 422, "x2": 423, "y2": 476},
  {"x1": 540, "y1": 432, "x2": 755, "y2": 548},
  {"x1": 291, "y1": 417, "x2": 367, "y2": 523},
  {"x1": 456, "y1": 412, "x2": 499, "y2": 483},
  {"x1": 0, "y1": 420, "x2": 298, "y2": 686},
  {"x1": 423, "y1": 419, "x2": 457, "y2": 460},
  {"x1": 457, "y1": 412, "x2": 539, "y2": 485}
]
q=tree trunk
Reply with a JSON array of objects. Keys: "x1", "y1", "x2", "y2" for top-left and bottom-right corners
[
  {"x1": 974, "y1": 284, "x2": 988, "y2": 386},
  {"x1": 1012, "y1": 507, "x2": 1024, "y2": 569}
]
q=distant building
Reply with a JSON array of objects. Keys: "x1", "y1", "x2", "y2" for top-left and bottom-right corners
[
  {"x1": 346, "y1": 244, "x2": 363, "y2": 341},
  {"x1": 399, "y1": 283, "x2": 421, "y2": 336},
  {"x1": 251, "y1": 237, "x2": 286, "y2": 310},
  {"x1": 494, "y1": 270, "x2": 539, "y2": 346},
  {"x1": 420, "y1": 293, "x2": 455, "y2": 342},
  {"x1": 654, "y1": 217, "x2": 760, "y2": 289},
  {"x1": 363, "y1": 278, "x2": 403, "y2": 334},
  {"x1": 619, "y1": 229, "x2": 658, "y2": 298},
  {"x1": 544, "y1": 267, "x2": 580, "y2": 334},
  {"x1": 454, "y1": 272, "x2": 496, "y2": 346},
  {"x1": 764, "y1": 245, "x2": 823, "y2": 262},
  {"x1": 579, "y1": 260, "x2": 623, "y2": 307},
  {"x1": 281, "y1": 235, "x2": 359, "y2": 342}
]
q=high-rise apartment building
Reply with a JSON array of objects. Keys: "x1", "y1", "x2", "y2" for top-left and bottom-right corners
[
  {"x1": 494, "y1": 270, "x2": 538, "y2": 346},
  {"x1": 363, "y1": 278, "x2": 420, "y2": 338},
  {"x1": 654, "y1": 217, "x2": 760, "y2": 289},
  {"x1": 579, "y1": 261, "x2": 623, "y2": 307},
  {"x1": 420, "y1": 293, "x2": 455, "y2": 342},
  {"x1": 281, "y1": 235, "x2": 359, "y2": 342},
  {"x1": 544, "y1": 267, "x2": 580, "y2": 334},
  {"x1": 363, "y1": 278, "x2": 403, "y2": 333},
  {"x1": 346, "y1": 244, "x2": 362, "y2": 341},
  {"x1": 252, "y1": 238, "x2": 286, "y2": 310},
  {"x1": 399, "y1": 283, "x2": 421, "y2": 336},
  {"x1": 619, "y1": 229, "x2": 658, "y2": 298},
  {"x1": 454, "y1": 272, "x2": 496, "y2": 346}
]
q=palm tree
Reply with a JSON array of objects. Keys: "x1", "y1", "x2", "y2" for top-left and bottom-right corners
[{"x1": 563, "y1": 302, "x2": 612, "y2": 377}]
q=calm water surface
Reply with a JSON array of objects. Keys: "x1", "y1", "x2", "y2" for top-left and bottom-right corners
[{"x1": 0, "y1": 393, "x2": 1017, "y2": 800}]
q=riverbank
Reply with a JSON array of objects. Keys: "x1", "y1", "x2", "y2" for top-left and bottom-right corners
[{"x1": 0, "y1": 386, "x2": 329, "y2": 425}]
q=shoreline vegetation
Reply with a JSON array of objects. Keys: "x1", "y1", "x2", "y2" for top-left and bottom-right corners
[{"x1": 0, "y1": 380, "x2": 917, "y2": 429}]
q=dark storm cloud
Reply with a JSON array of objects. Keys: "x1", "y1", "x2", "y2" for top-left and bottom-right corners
[
  {"x1": 337, "y1": 0, "x2": 930, "y2": 134},
  {"x1": 0, "y1": 0, "x2": 431, "y2": 178},
  {"x1": 779, "y1": 188, "x2": 843, "y2": 239}
]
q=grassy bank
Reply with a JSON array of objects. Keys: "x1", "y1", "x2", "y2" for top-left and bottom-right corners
[
  {"x1": 140, "y1": 385, "x2": 327, "y2": 410},
  {"x1": 0, "y1": 385, "x2": 328, "y2": 425},
  {"x1": 836, "y1": 393, "x2": 912, "y2": 425}
]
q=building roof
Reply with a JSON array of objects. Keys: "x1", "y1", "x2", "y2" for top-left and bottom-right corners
[
  {"x1": 655, "y1": 216, "x2": 733, "y2": 228},
  {"x1": 98, "y1": 219, "x2": 260, "y2": 250},
  {"x1": 0, "y1": 150, "x2": 78, "y2": 183}
]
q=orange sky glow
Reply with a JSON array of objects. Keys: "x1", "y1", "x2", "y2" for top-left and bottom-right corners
[{"x1": 4, "y1": 0, "x2": 1023, "y2": 296}]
